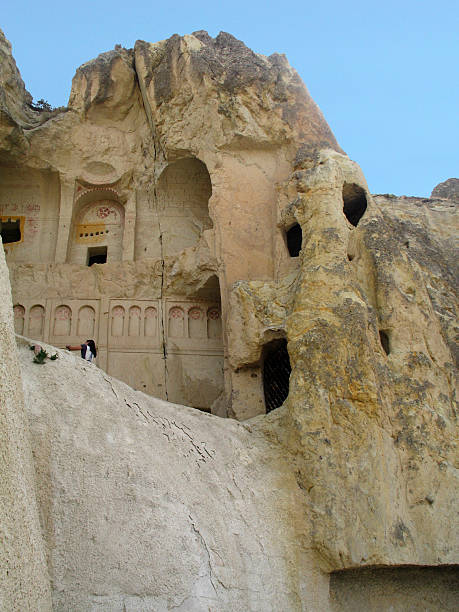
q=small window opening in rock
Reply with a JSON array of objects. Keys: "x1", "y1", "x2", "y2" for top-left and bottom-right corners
[
  {"x1": 347, "y1": 254, "x2": 354, "y2": 261},
  {"x1": 263, "y1": 338, "x2": 292, "y2": 413},
  {"x1": 286, "y1": 224, "x2": 302, "y2": 257},
  {"x1": 0, "y1": 218, "x2": 21, "y2": 244},
  {"x1": 343, "y1": 183, "x2": 367, "y2": 227},
  {"x1": 379, "y1": 330, "x2": 390, "y2": 355},
  {"x1": 87, "y1": 246, "x2": 107, "y2": 266}
]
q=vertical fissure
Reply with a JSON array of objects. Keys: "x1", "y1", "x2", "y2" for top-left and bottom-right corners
[{"x1": 154, "y1": 182, "x2": 169, "y2": 402}]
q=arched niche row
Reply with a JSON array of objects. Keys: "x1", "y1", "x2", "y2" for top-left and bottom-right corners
[
  {"x1": 155, "y1": 158, "x2": 212, "y2": 256},
  {"x1": 285, "y1": 223, "x2": 302, "y2": 257},
  {"x1": 262, "y1": 338, "x2": 292, "y2": 413},
  {"x1": 343, "y1": 183, "x2": 367, "y2": 227},
  {"x1": 68, "y1": 198, "x2": 124, "y2": 265}
]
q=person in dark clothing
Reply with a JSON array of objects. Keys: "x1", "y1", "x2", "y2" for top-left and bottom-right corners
[{"x1": 66, "y1": 339, "x2": 97, "y2": 363}]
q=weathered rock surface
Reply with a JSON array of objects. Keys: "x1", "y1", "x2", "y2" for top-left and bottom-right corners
[
  {"x1": 0, "y1": 239, "x2": 52, "y2": 612},
  {"x1": 0, "y1": 26, "x2": 458, "y2": 612},
  {"x1": 330, "y1": 566, "x2": 459, "y2": 611},
  {"x1": 0, "y1": 28, "x2": 62, "y2": 158},
  {"x1": 431, "y1": 177, "x2": 459, "y2": 202},
  {"x1": 16, "y1": 336, "x2": 329, "y2": 612},
  {"x1": 134, "y1": 31, "x2": 341, "y2": 156},
  {"x1": 230, "y1": 150, "x2": 458, "y2": 569}
]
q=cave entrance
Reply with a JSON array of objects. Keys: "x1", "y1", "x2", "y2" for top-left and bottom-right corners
[
  {"x1": 0, "y1": 217, "x2": 22, "y2": 244},
  {"x1": 286, "y1": 223, "x2": 302, "y2": 257},
  {"x1": 343, "y1": 183, "x2": 367, "y2": 226},
  {"x1": 262, "y1": 338, "x2": 291, "y2": 413}
]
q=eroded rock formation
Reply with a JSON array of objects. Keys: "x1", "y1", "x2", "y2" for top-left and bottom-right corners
[
  {"x1": 0, "y1": 26, "x2": 458, "y2": 611},
  {"x1": 0, "y1": 241, "x2": 51, "y2": 611},
  {"x1": 431, "y1": 177, "x2": 459, "y2": 202}
]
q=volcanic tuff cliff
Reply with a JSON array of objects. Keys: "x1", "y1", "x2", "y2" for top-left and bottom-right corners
[{"x1": 0, "y1": 27, "x2": 458, "y2": 612}]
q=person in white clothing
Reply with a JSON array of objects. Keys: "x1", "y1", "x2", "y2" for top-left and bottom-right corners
[{"x1": 66, "y1": 339, "x2": 97, "y2": 363}]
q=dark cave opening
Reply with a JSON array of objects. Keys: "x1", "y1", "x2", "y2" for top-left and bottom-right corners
[
  {"x1": 343, "y1": 183, "x2": 367, "y2": 227},
  {"x1": 87, "y1": 246, "x2": 107, "y2": 266},
  {"x1": 379, "y1": 330, "x2": 390, "y2": 355},
  {"x1": 0, "y1": 218, "x2": 21, "y2": 244},
  {"x1": 263, "y1": 338, "x2": 292, "y2": 413},
  {"x1": 286, "y1": 224, "x2": 302, "y2": 257}
]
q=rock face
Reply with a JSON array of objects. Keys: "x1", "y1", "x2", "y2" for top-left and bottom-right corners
[
  {"x1": 0, "y1": 27, "x2": 342, "y2": 415},
  {"x1": 16, "y1": 336, "x2": 330, "y2": 612},
  {"x1": 231, "y1": 156, "x2": 458, "y2": 568},
  {"x1": 0, "y1": 27, "x2": 458, "y2": 611},
  {"x1": 0, "y1": 239, "x2": 52, "y2": 612},
  {"x1": 431, "y1": 177, "x2": 459, "y2": 202}
]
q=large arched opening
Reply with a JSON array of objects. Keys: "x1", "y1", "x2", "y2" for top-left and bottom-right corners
[
  {"x1": 155, "y1": 158, "x2": 212, "y2": 256},
  {"x1": 68, "y1": 192, "x2": 125, "y2": 265}
]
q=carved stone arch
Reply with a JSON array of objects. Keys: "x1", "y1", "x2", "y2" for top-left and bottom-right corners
[
  {"x1": 28, "y1": 304, "x2": 45, "y2": 339},
  {"x1": 155, "y1": 157, "x2": 213, "y2": 256},
  {"x1": 128, "y1": 305, "x2": 141, "y2": 337},
  {"x1": 13, "y1": 304, "x2": 25, "y2": 335},
  {"x1": 144, "y1": 307, "x2": 158, "y2": 337},
  {"x1": 77, "y1": 305, "x2": 95, "y2": 337},
  {"x1": 188, "y1": 306, "x2": 206, "y2": 338},
  {"x1": 168, "y1": 306, "x2": 185, "y2": 338},
  {"x1": 111, "y1": 305, "x2": 125, "y2": 337},
  {"x1": 54, "y1": 305, "x2": 72, "y2": 336},
  {"x1": 68, "y1": 186, "x2": 125, "y2": 265}
]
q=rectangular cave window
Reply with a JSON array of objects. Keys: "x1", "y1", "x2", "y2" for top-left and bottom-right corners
[
  {"x1": 87, "y1": 246, "x2": 107, "y2": 266},
  {"x1": 0, "y1": 217, "x2": 22, "y2": 244}
]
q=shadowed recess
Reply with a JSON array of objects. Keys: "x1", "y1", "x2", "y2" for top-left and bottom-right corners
[
  {"x1": 379, "y1": 330, "x2": 390, "y2": 355},
  {"x1": 263, "y1": 338, "x2": 291, "y2": 413},
  {"x1": 286, "y1": 223, "x2": 302, "y2": 257},
  {"x1": 87, "y1": 246, "x2": 107, "y2": 266},
  {"x1": 343, "y1": 183, "x2": 367, "y2": 226},
  {"x1": 330, "y1": 565, "x2": 459, "y2": 612},
  {"x1": 0, "y1": 218, "x2": 21, "y2": 244}
]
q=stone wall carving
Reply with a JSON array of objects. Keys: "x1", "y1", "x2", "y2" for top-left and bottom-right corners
[
  {"x1": 12, "y1": 302, "x2": 47, "y2": 340},
  {"x1": 69, "y1": 199, "x2": 124, "y2": 265},
  {"x1": 108, "y1": 300, "x2": 161, "y2": 348},
  {"x1": 29, "y1": 305, "x2": 45, "y2": 338},
  {"x1": 165, "y1": 301, "x2": 222, "y2": 350},
  {"x1": 13, "y1": 295, "x2": 224, "y2": 410},
  {"x1": 0, "y1": 166, "x2": 60, "y2": 263}
]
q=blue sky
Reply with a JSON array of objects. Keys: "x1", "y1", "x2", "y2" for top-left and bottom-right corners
[{"x1": 2, "y1": 0, "x2": 458, "y2": 196}]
